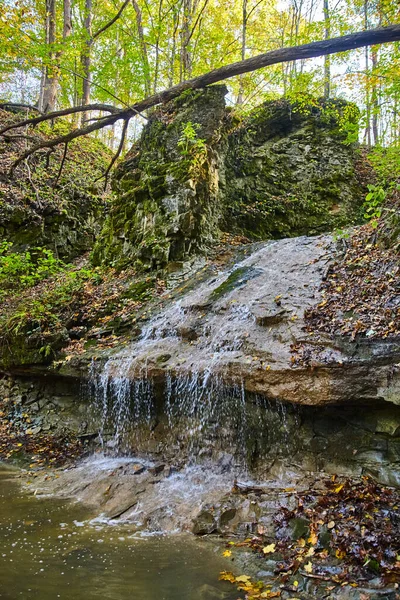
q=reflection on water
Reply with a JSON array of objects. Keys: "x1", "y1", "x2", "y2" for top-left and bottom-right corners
[{"x1": 0, "y1": 467, "x2": 238, "y2": 600}]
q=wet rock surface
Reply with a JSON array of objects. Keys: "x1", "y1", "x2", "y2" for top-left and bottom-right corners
[
  {"x1": 97, "y1": 234, "x2": 400, "y2": 408},
  {"x1": 26, "y1": 455, "x2": 400, "y2": 599}
]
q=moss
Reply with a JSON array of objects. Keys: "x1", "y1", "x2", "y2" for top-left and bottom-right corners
[
  {"x1": 223, "y1": 98, "x2": 362, "y2": 240},
  {"x1": 209, "y1": 266, "x2": 263, "y2": 302},
  {"x1": 93, "y1": 92, "x2": 363, "y2": 272}
]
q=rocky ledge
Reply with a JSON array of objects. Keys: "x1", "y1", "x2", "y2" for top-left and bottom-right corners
[{"x1": 100, "y1": 234, "x2": 400, "y2": 408}]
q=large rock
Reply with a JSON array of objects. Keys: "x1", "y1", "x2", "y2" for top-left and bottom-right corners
[
  {"x1": 100, "y1": 234, "x2": 400, "y2": 407},
  {"x1": 92, "y1": 87, "x2": 229, "y2": 270},
  {"x1": 0, "y1": 110, "x2": 109, "y2": 260},
  {"x1": 93, "y1": 88, "x2": 363, "y2": 271}
]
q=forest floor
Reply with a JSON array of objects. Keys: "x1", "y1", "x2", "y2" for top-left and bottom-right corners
[{"x1": 219, "y1": 474, "x2": 400, "y2": 600}]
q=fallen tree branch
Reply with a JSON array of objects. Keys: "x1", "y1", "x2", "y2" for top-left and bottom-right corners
[
  {"x1": 0, "y1": 103, "x2": 44, "y2": 115},
  {"x1": 4, "y1": 24, "x2": 400, "y2": 173},
  {"x1": 0, "y1": 104, "x2": 120, "y2": 136}
]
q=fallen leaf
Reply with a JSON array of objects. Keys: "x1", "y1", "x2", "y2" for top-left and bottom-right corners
[
  {"x1": 304, "y1": 562, "x2": 313, "y2": 573},
  {"x1": 263, "y1": 543, "x2": 276, "y2": 554}
]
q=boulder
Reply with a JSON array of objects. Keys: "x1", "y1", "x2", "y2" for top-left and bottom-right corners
[{"x1": 93, "y1": 89, "x2": 363, "y2": 271}]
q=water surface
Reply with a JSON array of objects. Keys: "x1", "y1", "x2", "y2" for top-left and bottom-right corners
[{"x1": 0, "y1": 466, "x2": 238, "y2": 600}]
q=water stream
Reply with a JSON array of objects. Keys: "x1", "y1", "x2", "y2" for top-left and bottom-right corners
[
  {"x1": 87, "y1": 241, "x2": 297, "y2": 462},
  {"x1": 0, "y1": 466, "x2": 239, "y2": 599}
]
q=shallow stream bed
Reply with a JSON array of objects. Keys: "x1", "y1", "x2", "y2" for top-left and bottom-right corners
[{"x1": 0, "y1": 465, "x2": 238, "y2": 600}]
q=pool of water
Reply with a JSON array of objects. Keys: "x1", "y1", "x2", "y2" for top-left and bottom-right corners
[{"x1": 0, "y1": 466, "x2": 239, "y2": 600}]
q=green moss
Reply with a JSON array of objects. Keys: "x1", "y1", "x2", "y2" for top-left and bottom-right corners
[{"x1": 209, "y1": 266, "x2": 263, "y2": 302}]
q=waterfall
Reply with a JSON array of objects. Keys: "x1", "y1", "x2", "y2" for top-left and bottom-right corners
[{"x1": 87, "y1": 241, "x2": 300, "y2": 465}]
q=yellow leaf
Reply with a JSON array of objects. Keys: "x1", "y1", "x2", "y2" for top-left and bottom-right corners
[
  {"x1": 334, "y1": 484, "x2": 344, "y2": 493},
  {"x1": 336, "y1": 549, "x2": 346, "y2": 559},
  {"x1": 219, "y1": 571, "x2": 235, "y2": 583},
  {"x1": 308, "y1": 531, "x2": 318, "y2": 545},
  {"x1": 263, "y1": 543, "x2": 276, "y2": 554},
  {"x1": 304, "y1": 562, "x2": 313, "y2": 573},
  {"x1": 297, "y1": 538, "x2": 306, "y2": 547},
  {"x1": 236, "y1": 575, "x2": 251, "y2": 583},
  {"x1": 223, "y1": 550, "x2": 232, "y2": 557},
  {"x1": 327, "y1": 520, "x2": 335, "y2": 529}
]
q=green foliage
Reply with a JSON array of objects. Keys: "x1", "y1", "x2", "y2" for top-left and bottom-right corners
[
  {"x1": 0, "y1": 266, "x2": 96, "y2": 341},
  {"x1": 0, "y1": 242, "x2": 63, "y2": 296},
  {"x1": 363, "y1": 184, "x2": 387, "y2": 228},
  {"x1": 332, "y1": 228, "x2": 351, "y2": 241},
  {"x1": 177, "y1": 121, "x2": 207, "y2": 178},
  {"x1": 368, "y1": 146, "x2": 400, "y2": 184}
]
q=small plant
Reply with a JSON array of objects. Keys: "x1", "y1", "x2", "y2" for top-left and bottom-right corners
[
  {"x1": 363, "y1": 184, "x2": 387, "y2": 228},
  {"x1": 333, "y1": 228, "x2": 350, "y2": 241},
  {"x1": 177, "y1": 121, "x2": 207, "y2": 179},
  {"x1": 0, "y1": 242, "x2": 64, "y2": 293}
]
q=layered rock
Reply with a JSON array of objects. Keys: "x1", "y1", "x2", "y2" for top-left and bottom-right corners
[
  {"x1": 0, "y1": 109, "x2": 109, "y2": 260},
  {"x1": 98, "y1": 234, "x2": 400, "y2": 408},
  {"x1": 93, "y1": 88, "x2": 363, "y2": 271}
]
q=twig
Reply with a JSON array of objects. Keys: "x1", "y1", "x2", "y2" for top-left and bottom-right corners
[
  {"x1": 54, "y1": 142, "x2": 69, "y2": 187},
  {"x1": 101, "y1": 118, "x2": 129, "y2": 190},
  {"x1": 24, "y1": 158, "x2": 41, "y2": 208}
]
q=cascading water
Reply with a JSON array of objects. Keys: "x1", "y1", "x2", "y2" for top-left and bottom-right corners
[{"x1": 87, "y1": 240, "x2": 299, "y2": 469}]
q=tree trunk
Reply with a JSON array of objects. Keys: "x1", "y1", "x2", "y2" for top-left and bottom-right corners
[
  {"x1": 41, "y1": 0, "x2": 58, "y2": 113},
  {"x1": 63, "y1": 0, "x2": 72, "y2": 38},
  {"x1": 81, "y1": 0, "x2": 93, "y2": 121},
  {"x1": 371, "y1": 46, "x2": 379, "y2": 144},
  {"x1": 237, "y1": 0, "x2": 247, "y2": 104},
  {"x1": 323, "y1": 0, "x2": 331, "y2": 97},
  {"x1": 132, "y1": 0, "x2": 151, "y2": 95},
  {"x1": 364, "y1": 0, "x2": 372, "y2": 146},
  {"x1": 180, "y1": 0, "x2": 193, "y2": 81}
]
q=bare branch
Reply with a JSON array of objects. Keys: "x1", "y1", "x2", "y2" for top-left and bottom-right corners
[
  {"x1": 54, "y1": 142, "x2": 69, "y2": 187},
  {"x1": 9, "y1": 115, "x2": 121, "y2": 175},
  {"x1": 101, "y1": 118, "x2": 129, "y2": 190},
  {"x1": 0, "y1": 103, "x2": 44, "y2": 115},
  {"x1": 0, "y1": 104, "x2": 120, "y2": 136},
  {"x1": 93, "y1": 0, "x2": 130, "y2": 39}
]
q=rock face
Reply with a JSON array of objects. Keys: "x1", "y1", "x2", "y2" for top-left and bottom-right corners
[
  {"x1": 98, "y1": 234, "x2": 400, "y2": 408},
  {"x1": 222, "y1": 98, "x2": 361, "y2": 239},
  {"x1": 93, "y1": 88, "x2": 362, "y2": 270},
  {"x1": 92, "y1": 87, "x2": 229, "y2": 270},
  {"x1": 0, "y1": 110, "x2": 109, "y2": 260}
]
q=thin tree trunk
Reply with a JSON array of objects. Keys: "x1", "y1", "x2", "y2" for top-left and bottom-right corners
[
  {"x1": 153, "y1": 0, "x2": 163, "y2": 93},
  {"x1": 63, "y1": 0, "x2": 72, "y2": 38},
  {"x1": 180, "y1": 0, "x2": 193, "y2": 81},
  {"x1": 41, "y1": 0, "x2": 58, "y2": 113},
  {"x1": 371, "y1": 46, "x2": 379, "y2": 144},
  {"x1": 169, "y1": 7, "x2": 180, "y2": 87},
  {"x1": 237, "y1": 0, "x2": 247, "y2": 104},
  {"x1": 81, "y1": 0, "x2": 93, "y2": 123},
  {"x1": 323, "y1": 0, "x2": 331, "y2": 97},
  {"x1": 132, "y1": 0, "x2": 151, "y2": 95},
  {"x1": 364, "y1": 0, "x2": 372, "y2": 146}
]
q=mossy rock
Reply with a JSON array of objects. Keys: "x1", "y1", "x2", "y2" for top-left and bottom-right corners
[{"x1": 93, "y1": 91, "x2": 363, "y2": 272}]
